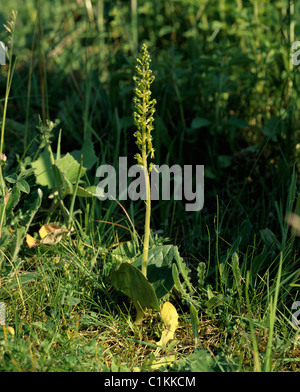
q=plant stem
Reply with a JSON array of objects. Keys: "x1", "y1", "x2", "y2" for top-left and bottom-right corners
[
  {"x1": 141, "y1": 103, "x2": 151, "y2": 277},
  {"x1": 142, "y1": 166, "x2": 151, "y2": 278}
]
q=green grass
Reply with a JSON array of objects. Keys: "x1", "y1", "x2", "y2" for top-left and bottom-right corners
[{"x1": 0, "y1": 0, "x2": 300, "y2": 372}]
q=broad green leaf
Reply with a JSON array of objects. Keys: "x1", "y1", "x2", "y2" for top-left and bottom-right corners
[
  {"x1": 133, "y1": 245, "x2": 179, "y2": 299},
  {"x1": 32, "y1": 151, "x2": 86, "y2": 193},
  {"x1": 31, "y1": 149, "x2": 56, "y2": 189},
  {"x1": 55, "y1": 153, "x2": 86, "y2": 184},
  {"x1": 110, "y1": 262, "x2": 159, "y2": 314},
  {"x1": 70, "y1": 140, "x2": 98, "y2": 170},
  {"x1": 32, "y1": 147, "x2": 100, "y2": 198}
]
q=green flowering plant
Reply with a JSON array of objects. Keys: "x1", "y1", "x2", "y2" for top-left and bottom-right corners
[
  {"x1": 110, "y1": 44, "x2": 184, "y2": 328},
  {"x1": 132, "y1": 43, "x2": 157, "y2": 278}
]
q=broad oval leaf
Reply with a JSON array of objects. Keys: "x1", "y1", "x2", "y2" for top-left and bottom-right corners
[
  {"x1": 31, "y1": 149, "x2": 56, "y2": 189},
  {"x1": 110, "y1": 262, "x2": 159, "y2": 311}
]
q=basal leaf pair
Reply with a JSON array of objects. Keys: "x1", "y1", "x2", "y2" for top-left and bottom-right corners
[{"x1": 110, "y1": 244, "x2": 182, "y2": 323}]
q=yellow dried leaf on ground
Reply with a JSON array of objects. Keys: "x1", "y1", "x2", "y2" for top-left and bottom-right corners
[
  {"x1": 39, "y1": 224, "x2": 69, "y2": 246},
  {"x1": 26, "y1": 224, "x2": 73, "y2": 248},
  {"x1": 39, "y1": 224, "x2": 64, "y2": 238},
  {"x1": 26, "y1": 234, "x2": 40, "y2": 248},
  {"x1": 157, "y1": 301, "x2": 178, "y2": 348},
  {"x1": 39, "y1": 224, "x2": 52, "y2": 239}
]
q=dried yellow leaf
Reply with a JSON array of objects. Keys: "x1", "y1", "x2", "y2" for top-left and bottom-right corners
[
  {"x1": 26, "y1": 234, "x2": 40, "y2": 248},
  {"x1": 39, "y1": 224, "x2": 67, "y2": 246},
  {"x1": 26, "y1": 224, "x2": 73, "y2": 248},
  {"x1": 39, "y1": 224, "x2": 62, "y2": 239},
  {"x1": 157, "y1": 301, "x2": 178, "y2": 348},
  {"x1": 39, "y1": 225, "x2": 50, "y2": 239}
]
